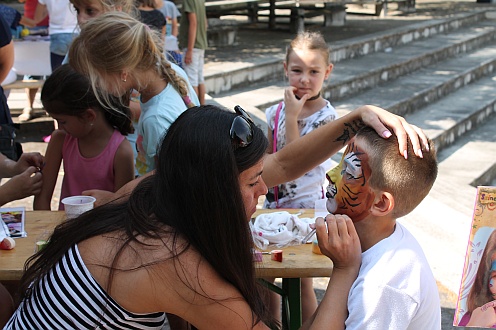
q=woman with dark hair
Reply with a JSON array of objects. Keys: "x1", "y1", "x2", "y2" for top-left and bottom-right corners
[
  {"x1": 6, "y1": 105, "x2": 279, "y2": 329},
  {"x1": 6, "y1": 102, "x2": 430, "y2": 329}
]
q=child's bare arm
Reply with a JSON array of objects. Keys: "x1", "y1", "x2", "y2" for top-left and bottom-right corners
[
  {"x1": 33, "y1": 131, "x2": 65, "y2": 210},
  {"x1": 83, "y1": 171, "x2": 153, "y2": 206},
  {"x1": 113, "y1": 138, "x2": 135, "y2": 192}
]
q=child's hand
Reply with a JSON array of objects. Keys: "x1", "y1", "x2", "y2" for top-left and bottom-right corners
[
  {"x1": 284, "y1": 86, "x2": 308, "y2": 120},
  {"x1": 313, "y1": 214, "x2": 361, "y2": 271},
  {"x1": 466, "y1": 300, "x2": 496, "y2": 327},
  {"x1": 82, "y1": 189, "x2": 116, "y2": 207}
]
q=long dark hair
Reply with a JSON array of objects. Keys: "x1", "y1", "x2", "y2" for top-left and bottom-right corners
[
  {"x1": 41, "y1": 64, "x2": 134, "y2": 135},
  {"x1": 19, "y1": 106, "x2": 276, "y2": 328}
]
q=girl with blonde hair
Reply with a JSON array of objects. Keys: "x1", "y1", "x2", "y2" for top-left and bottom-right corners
[{"x1": 70, "y1": 11, "x2": 199, "y2": 176}]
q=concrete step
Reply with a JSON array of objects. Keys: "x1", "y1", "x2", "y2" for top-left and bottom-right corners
[
  {"x1": 212, "y1": 18, "x2": 496, "y2": 111},
  {"x1": 332, "y1": 41, "x2": 496, "y2": 117},
  {"x1": 325, "y1": 10, "x2": 488, "y2": 63},
  {"x1": 204, "y1": 10, "x2": 489, "y2": 96},
  {"x1": 403, "y1": 73, "x2": 496, "y2": 152},
  {"x1": 400, "y1": 114, "x2": 496, "y2": 296}
]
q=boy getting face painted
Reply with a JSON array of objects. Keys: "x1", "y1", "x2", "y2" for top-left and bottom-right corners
[{"x1": 303, "y1": 126, "x2": 440, "y2": 330}]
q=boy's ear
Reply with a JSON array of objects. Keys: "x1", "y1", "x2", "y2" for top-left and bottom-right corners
[
  {"x1": 369, "y1": 191, "x2": 394, "y2": 217},
  {"x1": 283, "y1": 61, "x2": 288, "y2": 77}
]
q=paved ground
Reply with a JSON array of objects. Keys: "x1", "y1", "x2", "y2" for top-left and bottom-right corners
[{"x1": 3, "y1": 1, "x2": 494, "y2": 328}]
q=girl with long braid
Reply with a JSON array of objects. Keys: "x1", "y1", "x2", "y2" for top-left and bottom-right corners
[{"x1": 69, "y1": 11, "x2": 199, "y2": 176}]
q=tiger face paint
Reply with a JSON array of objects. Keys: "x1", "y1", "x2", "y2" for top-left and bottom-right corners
[{"x1": 325, "y1": 138, "x2": 374, "y2": 222}]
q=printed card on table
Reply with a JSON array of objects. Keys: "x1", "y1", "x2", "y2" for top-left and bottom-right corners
[
  {"x1": 454, "y1": 186, "x2": 496, "y2": 327},
  {"x1": 0, "y1": 207, "x2": 26, "y2": 238}
]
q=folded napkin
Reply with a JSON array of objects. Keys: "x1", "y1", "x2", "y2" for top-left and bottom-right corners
[{"x1": 251, "y1": 211, "x2": 315, "y2": 249}]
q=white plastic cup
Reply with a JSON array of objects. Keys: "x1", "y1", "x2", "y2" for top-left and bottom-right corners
[{"x1": 61, "y1": 196, "x2": 96, "y2": 219}]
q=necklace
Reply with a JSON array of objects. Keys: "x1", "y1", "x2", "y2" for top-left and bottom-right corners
[{"x1": 295, "y1": 92, "x2": 321, "y2": 101}]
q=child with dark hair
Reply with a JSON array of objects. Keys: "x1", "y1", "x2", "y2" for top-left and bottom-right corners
[
  {"x1": 33, "y1": 64, "x2": 135, "y2": 210},
  {"x1": 302, "y1": 126, "x2": 440, "y2": 329}
]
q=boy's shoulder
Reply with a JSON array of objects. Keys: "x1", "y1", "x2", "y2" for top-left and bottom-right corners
[
  {"x1": 347, "y1": 222, "x2": 441, "y2": 328},
  {"x1": 361, "y1": 222, "x2": 429, "y2": 269}
]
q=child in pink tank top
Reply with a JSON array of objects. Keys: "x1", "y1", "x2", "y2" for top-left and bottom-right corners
[{"x1": 33, "y1": 64, "x2": 135, "y2": 210}]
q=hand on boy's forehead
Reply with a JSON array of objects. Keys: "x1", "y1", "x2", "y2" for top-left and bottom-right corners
[{"x1": 325, "y1": 139, "x2": 374, "y2": 222}]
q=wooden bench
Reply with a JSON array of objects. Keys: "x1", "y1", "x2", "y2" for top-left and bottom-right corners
[
  {"x1": 3, "y1": 79, "x2": 45, "y2": 90},
  {"x1": 207, "y1": 18, "x2": 240, "y2": 46},
  {"x1": 203, "y1": 0, "x2": 415, "y2": 33},
  {"x1": 205, "y1": 0, "x2": 268, "y2": 22},
  {"x1": 346, "y1": 0, "x2": 415, "y2": 16},
  {"x1": 257, "y1": 0, "x2": 347, "y2": 32}
]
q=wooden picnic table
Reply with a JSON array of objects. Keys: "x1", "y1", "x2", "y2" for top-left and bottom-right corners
[{"x1": 0, "y1": 209, "x2": 332, "y2": 330}]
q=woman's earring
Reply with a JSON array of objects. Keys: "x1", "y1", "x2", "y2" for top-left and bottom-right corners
[{"x1": 122, "y1": 78, "x2": 127, "y2": 82}]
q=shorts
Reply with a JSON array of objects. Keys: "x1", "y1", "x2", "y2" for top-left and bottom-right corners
[
  {"x1": 23, "y1": 75, "x2": 43, "y2": 80},
  {"x1": 181, "y1": 48, "x2": 205, "y2": 87},
  {"x1": 166, "y1": 51, "x2": 183, "y2": 69},
  {"x1": 49, "y1": 33, "x2": 76, "y2": 56}
]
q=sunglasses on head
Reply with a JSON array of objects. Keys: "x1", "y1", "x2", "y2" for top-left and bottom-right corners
[{"x1": 230, "y1": 105, "x2": 254, "y2": 148}]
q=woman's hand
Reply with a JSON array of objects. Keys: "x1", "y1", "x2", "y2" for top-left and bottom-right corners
[
  {"x1": 357, "y1": 105, "x2": 429, "y2": 159},
  {"x1": 313, "y1": 214, "x2": 361, "y2": 271}
]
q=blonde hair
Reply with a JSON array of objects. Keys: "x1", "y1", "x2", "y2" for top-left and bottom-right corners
[
  {"x1": 69, "y1": 11, "x2": 195, "y2": 110},
  {"x1": 286, "y1": 31, "x2": 331, "y2": 66},
  {"x1": 70, "y1": 0, "x2": 137, "y2": 15}
]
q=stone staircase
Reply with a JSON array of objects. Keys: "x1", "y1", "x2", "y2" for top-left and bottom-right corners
[{"x1": 205, "y1": 7, "x2": 496, "y2": 306}]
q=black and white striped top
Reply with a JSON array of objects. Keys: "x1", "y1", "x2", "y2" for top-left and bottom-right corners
[{"x1": 5, "y1": 245, "x2": 166, "y2": 329}]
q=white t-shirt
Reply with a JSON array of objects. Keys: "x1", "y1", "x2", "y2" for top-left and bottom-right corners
[
  {"x1": 159, "y1": 0, "x2": 181, "y2": 20},
  {"x1": 159, "y1": 0, "x2": 180, "y2": 37},
  {"x1": 346, "y1": 222, "x2": 441, "y2": 330},
  {"x1": 37, "y1": 0, "x2": 77, "y2": 34}
]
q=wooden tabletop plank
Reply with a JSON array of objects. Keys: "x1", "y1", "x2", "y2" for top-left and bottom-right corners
[
  {"x1": 0, "y1": 211, "x2": 65, "y2": 281},
  {"x1": 252, "y1": 209, "x2": 333, "y2": 278},
  {"x1": 0, "y1": 210, "x2": 333, "y2": 281}
]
